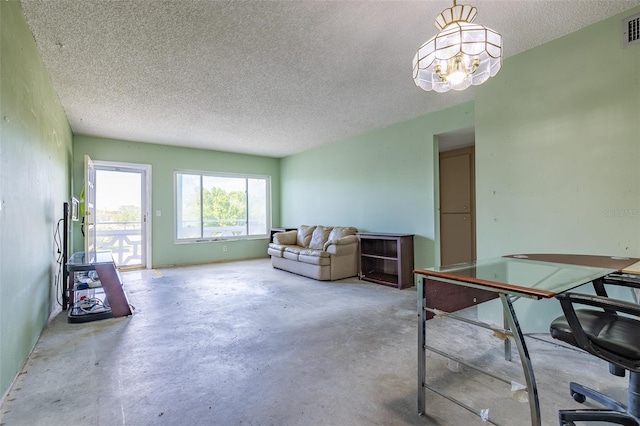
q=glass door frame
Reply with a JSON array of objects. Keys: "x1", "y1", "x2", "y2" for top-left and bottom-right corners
[{"x1": 94, "y1": 160, "x2": 152, "y2": 269}]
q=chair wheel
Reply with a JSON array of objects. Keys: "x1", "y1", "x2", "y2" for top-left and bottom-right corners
[
  {"x1": 561, "y1": 423, "x2": 576, "y2": 426},
  {"x1": 571, "y1": 391, "x2": 586, "y2": 403}
]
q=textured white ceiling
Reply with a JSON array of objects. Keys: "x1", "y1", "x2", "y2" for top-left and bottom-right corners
[{"x1": 20, "y1": 0, "x2": 640, "y2": 158}]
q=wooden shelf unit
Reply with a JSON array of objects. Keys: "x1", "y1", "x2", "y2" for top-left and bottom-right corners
[{"x1": 357, "y1": 233, "x2": 414, "y2": 289}]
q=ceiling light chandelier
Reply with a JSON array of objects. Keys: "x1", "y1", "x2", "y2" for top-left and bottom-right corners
[{"x1": 412, "y1": 0, "x2": 502, "y2": 93}]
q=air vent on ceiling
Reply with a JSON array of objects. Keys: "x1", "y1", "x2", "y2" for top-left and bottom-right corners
[{"x1": 623, "y1": 13, "x2": 640, "y2": 48}]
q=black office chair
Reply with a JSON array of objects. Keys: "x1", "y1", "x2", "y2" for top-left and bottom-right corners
[{"x1": 549, "y1": 276, "x2": 640, "y2": 426}]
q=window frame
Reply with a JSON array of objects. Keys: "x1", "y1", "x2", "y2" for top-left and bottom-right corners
[{"x1": 173, "y1": 169, "x2": 271, "y2": 243}]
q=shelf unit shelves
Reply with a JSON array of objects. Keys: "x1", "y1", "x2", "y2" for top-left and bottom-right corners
[{"x1": 357, "y1": 233, "x2": 414, "y2": 289}]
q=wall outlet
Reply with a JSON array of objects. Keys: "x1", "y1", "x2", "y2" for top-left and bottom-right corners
[{"x1": 223, "y1": 245, "x2": 228, "y2": 252}]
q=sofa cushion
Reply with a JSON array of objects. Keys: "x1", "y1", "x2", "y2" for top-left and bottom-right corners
[
  {"x1": 328, "y1": 226, "x2": 358, "y2": 240},
  {"x1": 296, "y1": 225, "x2": 316, "y2": 247},
  {"x1": 299, "y1": 248, "x2": 330, "y2": 257},
  {"x1": 298, "y1": 249, "x2": 331, "y2": 266},
  {"x1": 267, "y1": 246, "x2": 283, "y2": 257},
  {"x1": 283, "y1": 247, "x2": 300, "y2": 261},
  {"x1": 268, "y1": 243, "x2": 300, "y2": 258},
  {"x1": 308, "y1": 226, "x2": 332, "y2": 250}
]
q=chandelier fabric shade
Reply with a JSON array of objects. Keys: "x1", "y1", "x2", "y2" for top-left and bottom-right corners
[{"x1": 412, "y1": 2, "x2": 502, "y2": 93}]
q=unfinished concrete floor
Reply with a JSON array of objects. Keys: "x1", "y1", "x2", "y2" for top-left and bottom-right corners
[{"x1": 0, "y1": 258, "x2": 630, "y2": 425}]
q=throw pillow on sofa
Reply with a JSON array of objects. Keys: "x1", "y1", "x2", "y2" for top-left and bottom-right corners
[
  {"x1": 308, "y1": 226, "x2": 332, "y2": 250},
  {"x1": 296, "y1": 225, "x2": 316, "y2": 247}
]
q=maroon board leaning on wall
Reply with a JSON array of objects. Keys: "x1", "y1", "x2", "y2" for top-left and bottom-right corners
[{"x1": 94, "y1": 263, "x2": 132, "y2": 317}]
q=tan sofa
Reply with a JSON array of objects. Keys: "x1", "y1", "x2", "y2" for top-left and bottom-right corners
[{"x1": 267, "y1": 225, "x2": 359, "y2": 280}]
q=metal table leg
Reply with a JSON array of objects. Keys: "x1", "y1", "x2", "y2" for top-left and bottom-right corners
[
  {"x1": 418, "y1": 276, "x2": 427, "y2": 415},
  {"x1": 500, "y1": 293, "x2": 541, "y2": 426},
  {"x1": 504, "y1": 310, "x2": 512, "y2": 362}
]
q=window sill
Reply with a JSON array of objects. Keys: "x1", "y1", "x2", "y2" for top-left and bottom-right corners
[{"x1": 174, "y1": 235, "x2": 269, "y2": 245}]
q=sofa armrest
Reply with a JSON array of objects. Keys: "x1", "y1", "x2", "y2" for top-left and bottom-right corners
[
  {"x1": 324, "y1": 235, "x2": 358, "y2": 254},
  {"x1": 273, "y1": 230, "x2": 297, "y2": 245}
]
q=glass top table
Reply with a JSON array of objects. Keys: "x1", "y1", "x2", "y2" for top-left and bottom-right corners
[
  {"x1": 415, "y1": 254, "x2": 635, "y2": 299},
  {"x1": 414, "y1": 254, "x2": 640, "y2": 426}
]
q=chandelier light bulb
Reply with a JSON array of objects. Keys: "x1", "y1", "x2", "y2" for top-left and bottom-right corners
[{"x1": 447, "y1": 70, "x2": 467, "y2": 86}]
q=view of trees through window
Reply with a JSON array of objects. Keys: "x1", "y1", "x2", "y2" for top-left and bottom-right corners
[
  {"x1": 176, "y1": 172, "x2": 269, "y2": 240},
  {"x1": 200, "y1": 186, "x2": 246, "y2": 228},
  {"x1": 97, "y1": 204, "x2": 140, "y2": 225}
]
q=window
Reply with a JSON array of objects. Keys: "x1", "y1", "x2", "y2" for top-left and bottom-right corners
[{"x1": 175, "y1": 171, "x2": 270, "y2": 241}]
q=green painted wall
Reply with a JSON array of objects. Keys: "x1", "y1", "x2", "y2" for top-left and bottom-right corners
[
  {"x1": 474, "y1": 6, "x2": 640, "y2": 331},
  {"x1": 0, "y1": 1, "x2": 73, "y2": 397},
  {"x1": 475, "y1": 6, "x2": 640, "y2": 259},
  {"x1": 281, "y1": 102, "x2": 474, "y2": 268},
  {"x1": 73, "y1": 136, "x2": 281, "y2": 267}
]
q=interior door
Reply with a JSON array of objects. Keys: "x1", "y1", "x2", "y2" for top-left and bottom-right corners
[
  {"x1": 439, "y1": 146, "x2": 476, "y2": 265},
  {"x1": 83, "y1": 155, "x2": 97, "y2": 260}
]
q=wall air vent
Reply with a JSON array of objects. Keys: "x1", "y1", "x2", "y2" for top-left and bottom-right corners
[{"x1": 623, "y1": 13, "x2": 640, "y2": 48}]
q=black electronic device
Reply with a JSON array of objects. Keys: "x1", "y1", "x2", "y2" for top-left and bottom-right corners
[{"x1": 62, "y1": 202, "x2": 70, "y2": 309}]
